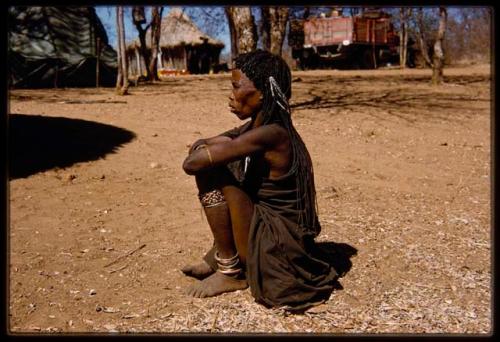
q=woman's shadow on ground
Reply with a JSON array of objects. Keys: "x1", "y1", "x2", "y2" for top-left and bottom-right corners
[
  {"x1": 287, "y1": 240, "x2": 357, "y2": 313},
  {"x1": 313, "y1": 241, "x2": 358, "y2": 289},
  {"x1": 9, "y1": 113, "x2": 136, "y2": 179}
]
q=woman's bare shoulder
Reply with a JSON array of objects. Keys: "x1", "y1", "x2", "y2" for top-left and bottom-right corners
[{"x1": 237, "y1": 123, "x2": 288, "y2": 147}]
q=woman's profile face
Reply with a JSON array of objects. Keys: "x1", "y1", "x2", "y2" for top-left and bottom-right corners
[{"x1": 228, "y1": 69, "x2": 263, "y2": 120}]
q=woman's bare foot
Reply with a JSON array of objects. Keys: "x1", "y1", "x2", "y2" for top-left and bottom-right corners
[
  {"x1": 181, "y1": 261, "x2": 215, "y2": 280},
  {"x1": 186, "y1": 272, "x2": 248, "y2": 298}
]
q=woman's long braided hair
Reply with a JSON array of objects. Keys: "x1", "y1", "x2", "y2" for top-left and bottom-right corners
[{"x1": 234, "y1": 49, "x2": 320, "y2": 235}]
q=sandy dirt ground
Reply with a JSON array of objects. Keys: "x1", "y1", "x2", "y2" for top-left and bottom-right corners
[{"x1": 8, "y1": 64, "x2": 491, "y2": 334}]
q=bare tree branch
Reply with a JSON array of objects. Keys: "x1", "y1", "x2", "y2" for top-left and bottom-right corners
[{"x1": 416, "y1": 7, "x2": 433, "y2": 68}]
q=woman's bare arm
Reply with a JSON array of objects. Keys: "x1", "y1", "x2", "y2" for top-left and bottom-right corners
[
  {"x1": 187, "y1": 122, "x2": 251, "y2": 154},
  {"x1": 188, "y1": 136, "x2": 232, "y2": 155},
  {"x1": 183, "y1": 124, "x2": 288, "y2": 175}
]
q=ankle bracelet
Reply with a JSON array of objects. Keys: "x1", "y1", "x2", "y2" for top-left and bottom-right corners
[
  {"x1": 215, "y1": 252, "x2": 239, "y2": 264},
  {"x1": 214, "y1": 252, "x2": 242, "y2": 276}
]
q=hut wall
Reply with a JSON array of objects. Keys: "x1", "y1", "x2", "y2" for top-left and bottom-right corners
[
  {"x1": 162, "y1": 46, "x2": 187, "y2": 71},
  {"x1": 128, "y1": 54, "x2": 135, "y2": 76},
  {"x1": 126, "y1": 47, "x2": 150, "y2": 77},
  {"x1": 133, "y1": 48, "x2": 141, "y2": 76},
  {"x1": 126, "y1": 43, "x2": 223, "y2": 75},
  {"x1": 185, "y1": 44, "x2": 224, "y2": 74}
]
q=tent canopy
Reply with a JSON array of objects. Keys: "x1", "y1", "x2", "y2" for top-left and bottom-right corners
[{"x1": 8, "y1": 6, "x2": 118, "y2": 88}]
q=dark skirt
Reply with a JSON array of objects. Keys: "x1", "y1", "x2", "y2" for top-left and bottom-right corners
[{"x1": 204, "y1": 170, "x2": 338, "y2": 311}]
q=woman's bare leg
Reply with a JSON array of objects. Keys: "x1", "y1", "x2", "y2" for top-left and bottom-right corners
[
  {"x1": 181, "y1": 202, "x2": 232, "y2": 279},
  {"x1": 184, "y1": 167, "x2": 254, "y2": 298},
  {"x1": 221, "y1": 185, "x2": 254, "y2": 265}
]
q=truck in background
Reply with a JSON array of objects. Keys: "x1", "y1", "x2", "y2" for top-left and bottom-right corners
[{"x1": 288, "y1": 10, "x2": 400, "y2": 70}]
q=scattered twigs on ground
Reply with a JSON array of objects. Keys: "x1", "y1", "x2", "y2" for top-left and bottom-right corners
[
  {"x1": 104, "y1": 244, "x2": 146, "y2": 268},
  {"x1": 107, "y1": 264, "x2": 129, "y2": 274}
]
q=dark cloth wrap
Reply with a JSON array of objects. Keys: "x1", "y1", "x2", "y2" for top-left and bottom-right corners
[{"x1": 204, "y1": 121, "x2": 338, "y2": 311}]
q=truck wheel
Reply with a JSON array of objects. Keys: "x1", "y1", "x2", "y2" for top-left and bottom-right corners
[
  {"x1": 361, "y1": 49, "x2": 376, "y2": 69},
  {"x1": 311, "y1": 55, "x2": 319, "y2": 69},
  {"x1": 298, "y1": 57, "x2": 309, "y2": 70}
]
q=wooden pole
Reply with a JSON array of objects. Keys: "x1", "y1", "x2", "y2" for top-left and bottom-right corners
[
  {"x1": 135, "y1": 47, "x2": 141, "y2": 77},
  {"x1": 372, "y1": 22, "x2": 377, "y2": 68},
  {"x1": 54, "y1": 64, "x2": 58, "y2": 88},
  {"x1": 183, "y1": 45, "x2": 187, "y2": 72},
  {"x1": 96, "y1": 37, "x2": 100, "y2": 88},
  {"x1": 117, "y1": 6, "x2": 129, "y2": 93},
  {"x1": 116, "y1": 7, "x2": 123, "y2": 90}
]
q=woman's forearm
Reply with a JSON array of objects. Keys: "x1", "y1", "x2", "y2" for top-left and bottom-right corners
[
  {"x1": 189, "y1": 135, "x2": 232, "y2": 155},
  {"x1": 183, "y1": 145, "x2": 212, "y2": 175},
  {"x1": 205, "y1": 135, "x2": 232, "y2": 145}
]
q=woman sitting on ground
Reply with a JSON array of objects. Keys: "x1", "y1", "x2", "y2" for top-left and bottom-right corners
[{"x1": 181, "y1": 49, "x2": 338, "y2": 311}]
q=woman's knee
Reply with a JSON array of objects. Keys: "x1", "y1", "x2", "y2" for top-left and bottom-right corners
[{"x1": 195, "y1": 166, "x2": 237, "y2": 194}]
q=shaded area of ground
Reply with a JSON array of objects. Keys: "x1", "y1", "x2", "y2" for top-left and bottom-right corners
[
  {"x1": 9, "y1": 114, "x2": 135, "y2": 179},
  {"x1": 290, "y1": 73, "x2": 490, "y2": 124},
  {"x1": 314, "y1": 242, "x2": 357, "y2": 278}
]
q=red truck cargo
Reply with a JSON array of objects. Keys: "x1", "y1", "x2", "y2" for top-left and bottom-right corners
[{"x1": 289, "y1": 10, "x2": 400, "y2": 69}]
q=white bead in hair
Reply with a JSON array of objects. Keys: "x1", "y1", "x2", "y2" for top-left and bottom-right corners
[{"x1": 268, "y1": 76, "x2": 288, "y2": 111}]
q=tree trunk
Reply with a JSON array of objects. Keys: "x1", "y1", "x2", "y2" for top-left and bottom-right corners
[
  {"x1": 115, "y1": 7, "x2": 121, "y2": 90},
  {"x1": 225, "y1": 7, "x2": 257, "y2": 58},
  {"x1": 133, "y1": 6, "x2": 152, "y2": 80},
  {"x1": 403, "y1": 10, "x2": 410, "y2": 67},
  {"x1": 260, "y1": 7, "x2": 271, "y2": 51},
  {"x1": 225, "y1": 7, "x2": 239, "y2": 64},
  {"x1": 115, "y1": 6, "x2": 127, "y2": 94},
  {"x1": 399, "y1": 7, "x2": 411, "y2": 69},
  {"x1": 304, "y1": 7, "x2": 310, "y2": 19},
  {"x1": 416, "y1": 7, "x2": 433, "y2": 68},
  {"x1": 148, "y1": 6, "x2": 163, "y2": 81},
  {"x1": 118, "y1": 6, "x2": 129, "y2": 94},
  {"x1": 262, "y1": 7, "x2": 289, "y2": 56},
  {"x1": 432, "y1": 7, "x2": 447, "y2": 85}
]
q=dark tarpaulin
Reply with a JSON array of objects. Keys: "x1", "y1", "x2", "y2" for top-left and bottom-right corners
[{"x1": 8, "y1": 6, "x2": 118, "y2": 88}]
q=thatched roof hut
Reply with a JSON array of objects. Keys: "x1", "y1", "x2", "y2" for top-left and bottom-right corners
[{"x1": 127, "y1": 8, "x2": 224, "y2": 76}]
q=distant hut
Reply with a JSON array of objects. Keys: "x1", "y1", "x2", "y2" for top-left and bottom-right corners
[
  {"x1": 127, "y1": 8, "x2": 224, "y2": 77},
  {"x1": 8, "y1": 6, "x2": 117, "y2": 88}
]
